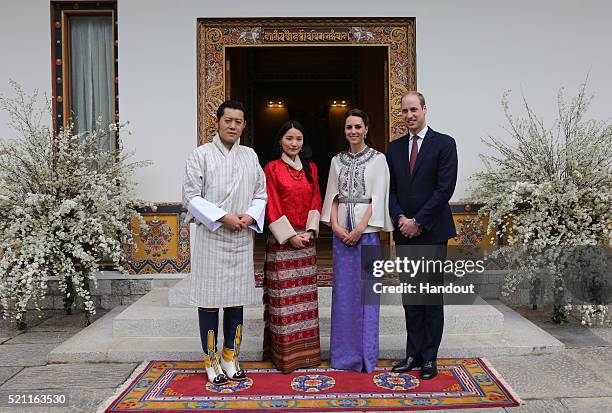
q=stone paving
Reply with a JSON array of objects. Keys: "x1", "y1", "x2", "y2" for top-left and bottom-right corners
[{"x1": 1, "y1": 308, "x2": 611, "y2": 412}]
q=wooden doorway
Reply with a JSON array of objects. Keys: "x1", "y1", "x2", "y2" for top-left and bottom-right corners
[
  {"x1": 197, "y1": 18, "x2": 416, "y2": 271},
  {"x1": 197, "y1": 18, "x2": 416, "y2": 144}
]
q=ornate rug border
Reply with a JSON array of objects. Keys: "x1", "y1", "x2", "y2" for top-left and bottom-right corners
[{"x1": 100, "y1": 359, "x2": 521, "y2": 412}]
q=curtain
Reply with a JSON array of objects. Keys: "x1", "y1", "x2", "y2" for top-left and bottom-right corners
[{"x1": 69, "y1": 15, "x2": 114, "y2": 151}]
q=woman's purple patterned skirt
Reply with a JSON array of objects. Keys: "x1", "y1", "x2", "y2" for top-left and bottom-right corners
[{"x1": 330, "y1": 231, "x2": 380, "y2": 373}]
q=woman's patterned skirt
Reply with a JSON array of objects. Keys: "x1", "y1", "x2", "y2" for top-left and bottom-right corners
[{"x1": 263, "y1": 236, "x2": 321, "y2": 373}]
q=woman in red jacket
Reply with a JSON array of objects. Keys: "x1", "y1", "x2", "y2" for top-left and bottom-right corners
[{"x1": 262, "y1": 120, "x2": 322, "y2": 373}]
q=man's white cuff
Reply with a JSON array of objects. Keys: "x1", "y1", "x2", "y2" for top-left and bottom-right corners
[{"x1": 187, "y1": 196, "x2": 226, "y2": 232}]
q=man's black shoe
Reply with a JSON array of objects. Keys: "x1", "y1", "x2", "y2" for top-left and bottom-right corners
[
  {"x1": 420, "y1": 360, "x2": 437, "y2": 380},
  {"x1": 391, "y1": 356, "x2": 422, "y2": 373}
]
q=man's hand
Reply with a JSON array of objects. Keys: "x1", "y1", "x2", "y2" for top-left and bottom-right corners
[
  {"x1": 412, "y1": 225, "x2": 423, "y2": 238},
  {"x1": 237, "y1": 213, "x2": 254, "y2": 228},
  {"x1": 221, "y1": 214, "x2": 247, "y2": 232},
  {"x1": 398, "y1": 216, "x2": 422, "y2": 238}
]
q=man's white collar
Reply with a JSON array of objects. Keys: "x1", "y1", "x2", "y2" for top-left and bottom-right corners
[
  {"x1": 212, "y1": 133, "x2": 240, "y2": 155},
  {"x1": 410, "y1": 125, "x2": 428, "y2": 140}
]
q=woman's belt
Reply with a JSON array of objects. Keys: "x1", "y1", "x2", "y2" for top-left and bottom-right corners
[{"x1": 338, "y1": 197, "x2": 371, "y2": 204}]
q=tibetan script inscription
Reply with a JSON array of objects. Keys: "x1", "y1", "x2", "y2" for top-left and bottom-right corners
[{"x1": 262, "y1": 28, "x2": 351, "y2": 43}]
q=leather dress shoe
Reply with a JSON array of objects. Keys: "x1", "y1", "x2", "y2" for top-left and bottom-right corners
[
  {"x1": 420, "y1": 360, "x2": 437, "y2": 380},
  {"x1": 391, "y1": 356, "x2": 422, "y2": 373}
]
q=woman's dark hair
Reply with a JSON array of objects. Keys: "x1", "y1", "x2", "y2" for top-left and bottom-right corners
[
  {"x1": 273, "y1": 120, "x2": 314, "y2": 183},
  {"x1": 342, "y1": 108, "x2": 372, "y2": 150}
]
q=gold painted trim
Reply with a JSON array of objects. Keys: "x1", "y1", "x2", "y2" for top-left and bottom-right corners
[
  {"x1": 196, "y1": 17, "x2": 416, "y2": 26},
  {"x1": 197, "y1": 17, "x2": 416, "y2": 146},
  {"x1": 223, "y1": 43, "x2": 394, "y2": 48}
]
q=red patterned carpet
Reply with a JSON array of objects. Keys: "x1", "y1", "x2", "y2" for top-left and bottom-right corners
[{"x1": 101, "y1": 359, "x2": 520, "y2": 412}]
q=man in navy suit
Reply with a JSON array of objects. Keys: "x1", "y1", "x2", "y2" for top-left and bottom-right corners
[{"x1": 386, "y1": 91, "x2": 458, "y2": 380}]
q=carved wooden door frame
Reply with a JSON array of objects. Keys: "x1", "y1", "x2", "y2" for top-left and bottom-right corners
[{"x1": 197, "y1": 17, "x2": 416, "y2": 145}]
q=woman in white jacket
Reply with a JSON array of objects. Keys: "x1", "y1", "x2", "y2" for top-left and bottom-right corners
[{"x1": 321, "y1": 108, "x2": 393, "y2": 373}]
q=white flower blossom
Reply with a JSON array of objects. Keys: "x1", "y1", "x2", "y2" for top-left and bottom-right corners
[
  {"x1": 0, "y1": 81, "x2": 150, "y2": 325},
  {"x1": 471, "y1": 82, "x2": 612, "y2": 325}
]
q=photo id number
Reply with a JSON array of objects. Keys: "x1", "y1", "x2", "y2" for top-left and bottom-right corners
[{"x1": 6, "y1": 393, "x2": 67, "y2": 405}]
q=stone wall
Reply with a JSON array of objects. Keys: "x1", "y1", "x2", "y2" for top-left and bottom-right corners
[{"x1": 27, "y1": 272, "x2": 184, "y2": 311}]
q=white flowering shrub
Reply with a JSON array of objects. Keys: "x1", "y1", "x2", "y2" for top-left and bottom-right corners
[
  {"x1": 472, "y1": 82, "x2": 612, "y2": 325},
  {"x1": 0, "y1": 82, "x2": 149, "y2": 327},
  {"x1": 565, "y1": 303, "x2": 611, "y2": 327}
]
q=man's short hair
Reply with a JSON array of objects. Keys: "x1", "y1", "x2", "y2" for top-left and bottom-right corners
[
  {"x1": 401, "y1": 91, "x2": 426, "y2": 108},
  {"x1": 216, "y1": 100, "x2": 246, "y2": 121}
]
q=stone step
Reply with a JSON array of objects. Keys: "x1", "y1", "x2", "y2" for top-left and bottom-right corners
[
  {"x1": 168, "y1": 273, "x2": 504, "y2": 308},
  {"x1": 113, "y1": 288, "x2": 504, "y2": 339},
  {"x1": 171, "y1": 277, "x2": 345, "y2": 307},
  {"x1": 103, "y1": 336, "x2": 404, "y2": 362},
  {"x1": 49, "y1": 299, "x2": 564, "y2": 364},
  {"x1": 62, "y1": 330, "x2": 554, "y2": 363}
]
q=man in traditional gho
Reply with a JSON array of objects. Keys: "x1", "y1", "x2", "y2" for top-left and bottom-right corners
[
  {"x1": 386, "y1": 91, "x2": 458, "y2": 380},
  {"x1": 182, "y1": 100, "x2": 267, "y2": 385}
]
